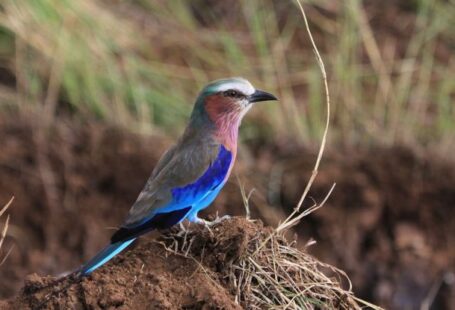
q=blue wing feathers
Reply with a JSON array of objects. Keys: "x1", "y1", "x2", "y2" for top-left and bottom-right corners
[
  {"x1": 171, "y1": 145, "x2": 232, "y2": 203},
  {"x1": 80, "y1": 145, "x2": 232, "y2": 275}
]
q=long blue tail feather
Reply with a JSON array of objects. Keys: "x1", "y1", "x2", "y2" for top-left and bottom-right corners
[
  {"x1": 80, "y1": 207, "x2": 191, "y2": 276},
  {"x1": 79, "y1": 239, "x2": 135, "y2": 275}
]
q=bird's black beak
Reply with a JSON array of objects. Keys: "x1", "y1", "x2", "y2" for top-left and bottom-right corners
[{"x1": 248, "y1": 89, "x2": 278, "y2": 103}]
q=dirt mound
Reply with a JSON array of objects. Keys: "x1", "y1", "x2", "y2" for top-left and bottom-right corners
[{"x1": 3, "y1": 217, "x2": 364, "y2": 309}]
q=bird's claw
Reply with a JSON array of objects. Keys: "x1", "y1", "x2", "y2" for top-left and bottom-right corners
[
  {"x1": 196, "y1": 215, "x2": 231, "y2": 227},
  {"x1": 211, "y1": 214, "x2": 231, "y2": 225}
]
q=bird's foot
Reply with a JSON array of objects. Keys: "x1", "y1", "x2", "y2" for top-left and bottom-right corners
[
  {"x1": 210, "y1": 214, "x2": 232, "y2": 226},
  {"x1": 195, "y1": 215, "x2": 232, "y2": 236},
  {"x1": 194, "y1": 215, "x2": 231, "y2": 227},
  {"x1": 189, "y1": 214, "x2": 232, "y2": 237}
]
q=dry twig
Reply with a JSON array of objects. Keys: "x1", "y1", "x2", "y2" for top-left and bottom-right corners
[{"x1": 0, "y1": 197, "x2": 14, "y2": 265}]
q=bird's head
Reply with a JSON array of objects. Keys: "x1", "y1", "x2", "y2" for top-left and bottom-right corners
[{"x1": 190, "y1": 77, "x2": 277, "y2": 136}]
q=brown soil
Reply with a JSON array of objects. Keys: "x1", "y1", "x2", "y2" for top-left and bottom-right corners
[
  {"x1": 3, "y1": 217, "x2": 361, "y2": 309},
  {"x1": 0, "y1": 114, "x2": 454, "y2": 309},
  {"x1": 3, "y1": 218, "x2": 253, "y2": 310}
]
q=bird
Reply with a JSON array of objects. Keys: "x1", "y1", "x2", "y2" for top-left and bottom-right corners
[{"x1": 79, "y1": 77, "x2": 277, "y2": 275}]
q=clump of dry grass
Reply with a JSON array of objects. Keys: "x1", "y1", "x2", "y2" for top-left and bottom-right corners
[
  {"x1": 0, "y1": 197, "x2": 13, "y2": 266},
  {"x1": 161, "y1": 216, "x2": 381, "y2": 309},
  {"x1": 229, "y1": 226, "x2": 366, "y2": 309}
]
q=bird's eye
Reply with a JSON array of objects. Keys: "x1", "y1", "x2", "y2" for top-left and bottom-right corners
[{"x1": 223, "y1": 90, "x2": 240, "y2": 97}]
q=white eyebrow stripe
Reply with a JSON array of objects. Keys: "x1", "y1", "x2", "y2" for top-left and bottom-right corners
[{"x1": 212, "y1": 79, "x2": 255, "y2": 96}]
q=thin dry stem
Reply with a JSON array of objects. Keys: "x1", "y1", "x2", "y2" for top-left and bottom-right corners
[
  {"x1": 253, "y1": 0, "x2": 334, "y2": 255},
  {"x1": 276, "y1": 0, "x2": 333, "y2": 233},
  {"x1": 0, "y1": 215, "x2": 10, "y2": 251},
  {"x1": 0, "y1": 197, "x2": 14, "y2": 264},
  {"x1": 0, "y1": 197, "x2": 14, "y2": 218}
]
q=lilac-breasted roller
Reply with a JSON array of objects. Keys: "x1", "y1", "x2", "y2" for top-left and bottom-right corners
[{"x1": 79, "y1": 77, "x2": 277, "y2": 275}]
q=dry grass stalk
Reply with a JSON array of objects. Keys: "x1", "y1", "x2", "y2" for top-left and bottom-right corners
[
  {"x1": 231, "y1": 231, "x2": 361, "y2": 309},
  {"x1": 0, "y1": 197, "x2": 14, "y2": 266},
  {"x1": 276, "y1": 0, "x2": 332, "y2": 234}
]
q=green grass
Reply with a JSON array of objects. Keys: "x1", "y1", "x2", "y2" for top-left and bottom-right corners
[{"x1": 0, "y1": 0, "x2": 453, "y2": 152}]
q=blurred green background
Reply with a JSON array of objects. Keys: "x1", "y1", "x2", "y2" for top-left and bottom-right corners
[{"x1": 0, "y1": 0, "x2": 453, "y2": 151}]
